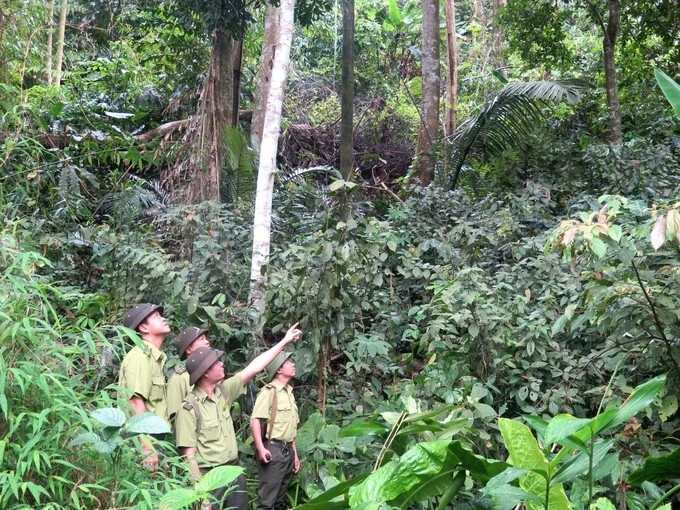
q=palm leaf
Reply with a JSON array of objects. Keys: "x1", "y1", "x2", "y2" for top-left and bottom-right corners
[
  {"x1": 221, "y1": 126, "x2": 256, "y2": 204},
  {"x1": 442, "y1": 80, "x2": 587, "y2": 191}
]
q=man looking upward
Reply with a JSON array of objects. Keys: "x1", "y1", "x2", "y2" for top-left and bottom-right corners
[
  {"x1": 166, "y1": 326, "x2": 210, "y2": 423},
  {"x1": 118, "y1": 303, "x2": 171, "y2": 470}
]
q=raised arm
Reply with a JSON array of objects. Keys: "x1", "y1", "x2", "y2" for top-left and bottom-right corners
[{"x1": 240, "y1": 323, "x2": 301, "y2": 384}]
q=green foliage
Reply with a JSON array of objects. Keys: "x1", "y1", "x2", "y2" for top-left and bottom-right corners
[
  {"x1": 441, "y1": 79, "x2": 587, "y2": 191},
  {"x1": 500, "y1": 0, "x2": 575, "y2": 72},
  {"x1": 655, "y1": 69, "x2": 680, "y2": 119}
]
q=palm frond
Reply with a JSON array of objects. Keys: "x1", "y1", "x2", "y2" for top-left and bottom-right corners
[
  {"x1": 441, "y1": 79, "x2": 588, "y2": 191},
  {"x1": 221, "y1": 127, "x2": 256, "y2": 204}
]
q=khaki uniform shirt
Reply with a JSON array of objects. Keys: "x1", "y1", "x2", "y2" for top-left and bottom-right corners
[
  {"x1": 251, "y1": 380, "x2": 299, "y2": 443},
  {"x1": 167, "y1": 368, "x2": 191, "y2": 422},
  {"x1": 118, "y1": 343, "x2": 167, "y2": 422},
  {"x1": 175, "y1": 372, "x2": 245, "y2": 467}
]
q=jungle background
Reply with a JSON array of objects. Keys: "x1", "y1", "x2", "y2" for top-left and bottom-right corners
[{"x1": 1, "y1": 0, "x2": 679, "y2": 508}]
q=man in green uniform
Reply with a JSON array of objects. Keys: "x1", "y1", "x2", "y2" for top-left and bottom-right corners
[
  {"x1": 250, "y1": 352, "x2": 300, "y2": 510},
  {"x1": 166, "y1": 326, "x2": 210, "y2": 423},
  {"x1": 175, "y1": 323, "x2": 302, "y2": 510},
  {"x1": 118, "y1": 303, "x2": 171, "y2": 470}
]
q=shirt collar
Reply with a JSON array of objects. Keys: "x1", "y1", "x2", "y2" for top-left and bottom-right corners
[{"x1": 145, "y1": 342, "x2": 166, "y2": 363}]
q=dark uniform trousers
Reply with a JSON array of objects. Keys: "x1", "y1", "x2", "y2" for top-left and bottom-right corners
[
  {"x1": 199, "y1": 459, "x2": 248, "y2": 510},
  {"x1": 257, "y1": 439, "x2": 295, "y2": 510}
]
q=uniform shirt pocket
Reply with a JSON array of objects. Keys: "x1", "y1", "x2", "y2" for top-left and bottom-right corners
[
  {"x1": 149, "y1": 377, "x2": 166, "y2": 401},
  {"x1": 200, "y1": 419, "x2": 221, "y2": 443}
]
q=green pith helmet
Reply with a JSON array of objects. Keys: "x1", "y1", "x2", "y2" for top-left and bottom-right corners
[
  {"x1": 174, "y1": 326, "x2": 208, "y2": 359},
  {"x1": 123, "y1": 303, "x2": 163, "y2": 331},
  {"x1": 264, "y1": 351, "x2": 293, "y2": 383},
  {"x1": 186, "y1": 348, "x2": 224, "y2": 385}
]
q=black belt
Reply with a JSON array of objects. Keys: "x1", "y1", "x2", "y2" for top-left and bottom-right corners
[
  {"x1": 200, "y1": 458, "x2": 240, "y2": 472},
  {"x1": 266, "y1": 438, "x2": 292, "y2": 447}
]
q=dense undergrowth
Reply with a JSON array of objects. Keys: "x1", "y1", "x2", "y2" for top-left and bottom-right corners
[{"x1": 1, "y1": 135, "x2": 679, "y2": 507}]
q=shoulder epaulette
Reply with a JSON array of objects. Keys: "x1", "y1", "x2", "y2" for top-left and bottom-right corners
[{"x1": 182, "y1": 394, "x2": 201, "y2": 434}]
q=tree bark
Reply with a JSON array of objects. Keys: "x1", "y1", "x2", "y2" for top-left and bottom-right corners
[
  {"x1": 339, "y1": 0, "x2": 354, "y2": 181},
  {"x1": 232, "y1": 39, "x2": 243, "y2": 126},
  {"x1": 603, "y1": 0, "x2": 622, "y2": 143},
  {"x1": 444, "y1": 0, "x2": 458, "y2": 136},
  {"x1": 248, "y1": 0, "x2": 295, "y2": 328},
  {"x1": 54, "y1": 0, "x2": 67, "y2": 87},
  {"x1": 186, "y1": 29, "x2": 235, "y2": 203},
  {"x1": 250, "y1": 4, "x2": 280, "y2": 151},
  {"x1": 418, "y1": 0, "x2": 440, "y2": 186},
  {"x1": 46, "y1": 0, "x2": 55, "y2": 85}
]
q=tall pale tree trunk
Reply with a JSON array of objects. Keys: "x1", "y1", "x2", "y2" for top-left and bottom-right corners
[
  {"x1": 251, "y1": 4, "x2": 280, "y2": 151},
  {"x1": 248, "y1": 0, "x2": 295, "y2": 328},
  {"x1": 46, "y1": 0, "x2": 55, "y2": 84},
  {"x1": 54, "y1": 0, "x2": 67, "y2": 86},
  {"x1": 186, "y1": 30, "x2": 236, "y2": 203},
  {"x1": 444, "y1": 0, "x2": 458, "y2": 136},
  {"x1": 339, "y1": 0, "x2": 354, "y2": 182},
  {"x1": 603, "y1": 0, "x2": 622, "y2": 143},
  {"x1": 418, "y1": 0, "x2": 440, "y2": 186}
]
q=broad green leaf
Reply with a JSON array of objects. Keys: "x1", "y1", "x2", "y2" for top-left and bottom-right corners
[
  {"x1": 296, "y1": 473, "x2": 370, "y2": 508},
  {"x1": 349, "y1": 460, "x2": 399, "y2": 506},
  {"x1": 124, "y1": 412, "x2": 171, "y2": 435},
  {"x1": 329, "y1": 179, "x2": 346, "y2": 192},
  {"x1": 91, "y1": 407, "x2": 125, "y2": 427},
  {"x1": 655, "y1": 69, "x2": 680, "y2": 119},
  {"x1": 160, "y1": 488, "x2": 198, "y2": 510},
  {"x1": 68, "y1": 432, "x2": 101, "y2": 448},
  {"x1": 386, "y1": 0, "x2": 403, "y2": 25},
  {"x1": 590, "y1": 498, "x2": 616, "y2": 510},
  {"x1": 339, "y1": 420, "x2": 389, "y2": 438},
  {"x1": 628, "y1": 447, "x2": 680, "y2": 485},
  {"x1": 544, "y1": 415, "x2": 592, "y2": 446},
  {"x1": 402, "y1": 403, "x2": 459, "y2": 423},
  {"x1": 349, "y1": 441, "x2": 455, "y2": 506},
  {"x1": 196, "y1": 465, "x2": 243, "y2": 493},
  {"x1": 551, "y1": 439, "x2": 614, "y2": 485},
  {"x1": 450, "y1": 441, "x2": 510, "y2": 481},
  {"x1": 499, "y1": 418, "x2": 571, "y2": 510},
  {"x1": 588, "y1": 237, "x2": 607, "y2": 258},
  {"x1": 601, "y1": 374, "x2": 666, "y2": 432}
]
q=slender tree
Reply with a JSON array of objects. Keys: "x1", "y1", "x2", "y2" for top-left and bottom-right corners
[
  {"x1": 418, "y1": 0, "x2": 440, "y2": 185},
  {"x1": 251, "y1": 3, "x2": 280, "y2": 151},
  {"x1": 54, "y1": 0, "x2": 67, "y2": 87},
  {"x1": 248, "y1": 0, "x2": 295, "y2": 328},
  {"x1": 46, "y1": 0, "x2": 55, "y2": 85},
  {"x1": 339, "y1": 0, "x2": 354, "y2": 181},
  {"x1": 444, "y1": 0, "x2": 458, "y2": 136}
]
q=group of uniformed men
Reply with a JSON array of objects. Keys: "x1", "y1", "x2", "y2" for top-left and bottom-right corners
[{"x1": 118, "y1": 303, "x2": 302, "y2": 510}]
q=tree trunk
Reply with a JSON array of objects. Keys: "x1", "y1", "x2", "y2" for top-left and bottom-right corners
[
  {"x1": 46, "y1": 0, "x2": 55, "y2": 85},
  {"x1": 339, "y1": 0, "x2": 354, "y2": 181},
  {"x1": 232, "y1": 39, "x2": 243, "y2": 126},
  {"x1": 54, "y1": 0, "x2": 67, "y2": 87},
  {"x1": 250, "y1": 4, "x2": 280, "y2": 151},
  {"x1": 603, "y1": 0, "x2": 622, "y2": 144},
  {"x1": 444, "y1": 0, "x2": 458, "y2": 136},
  {"x1": 248, "y1": 0, "x2": 295, "y2": 329},
  {"x1": 418, "y1": 0, "x2": 440, "y2": 186},
  {"x1": 186, "y1": 29, "x2": 235, "y2": 203}
]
